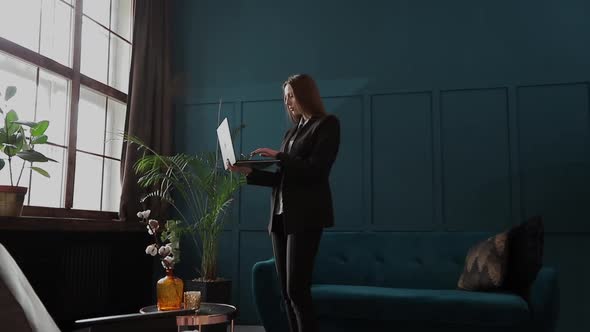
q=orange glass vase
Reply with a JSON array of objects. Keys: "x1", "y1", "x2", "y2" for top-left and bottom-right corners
[{"x1": 157, "y1": 269, "x2": 184, "y2": 311}]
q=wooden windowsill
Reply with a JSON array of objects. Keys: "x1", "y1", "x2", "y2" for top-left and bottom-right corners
[
  {"x1": 0, "y1": 206, "x2": 144, "y2": 232},
  {"x1": 22, "y1": 205, "x2": 119, "y2": 220},
  {"x1": 0, "y1": 216, "x2": 145, "y2": 232}
]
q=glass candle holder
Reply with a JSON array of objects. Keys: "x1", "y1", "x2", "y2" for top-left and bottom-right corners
[{"x1": 184, "y1": 291, "x2": 201, "y2": 311}]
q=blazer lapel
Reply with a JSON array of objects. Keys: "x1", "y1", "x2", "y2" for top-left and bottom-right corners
[
  {"x1": 280, "y1": 116, "x2": 319, "y2": 153},
  {"x1": 280, "y1": 126, "x2": 297, "y2": 152}
]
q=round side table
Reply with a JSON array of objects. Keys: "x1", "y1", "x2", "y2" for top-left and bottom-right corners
[{"x1": 140, "y1": 303, "x2": 237, "y2": 332}]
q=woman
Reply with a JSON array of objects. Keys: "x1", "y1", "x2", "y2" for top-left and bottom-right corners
[{"x1": 228, "y1": 74, "x2": 340, "y2": 332}]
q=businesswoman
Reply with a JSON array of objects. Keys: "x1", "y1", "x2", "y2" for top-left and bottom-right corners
[{"x1": 228, "y1": 74, "x2": 340, "y2": 332}]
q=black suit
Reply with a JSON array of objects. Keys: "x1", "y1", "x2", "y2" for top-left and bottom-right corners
[
  {"x1": 246, "y1": 114, "x2": 340, "y2": 332},
  {"x1": 247, "y1": 114, "x2": 340, "y2": 234}
]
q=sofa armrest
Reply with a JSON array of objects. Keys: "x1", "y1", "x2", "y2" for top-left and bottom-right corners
[
  {"x1": 529, "y1": 267, "x2": 560, "y2": 332},
  {"x1": 252, "y1": 258, "x2": 288, "y2": 332}
]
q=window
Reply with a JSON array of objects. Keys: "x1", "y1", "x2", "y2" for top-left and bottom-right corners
[{"x1": 0, "y1": 0, "x2": 133, "y2": 214}]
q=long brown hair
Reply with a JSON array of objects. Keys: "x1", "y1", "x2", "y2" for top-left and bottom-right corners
[{"x1": 283, "y1": 74, "x2": 326, "y2": 124}]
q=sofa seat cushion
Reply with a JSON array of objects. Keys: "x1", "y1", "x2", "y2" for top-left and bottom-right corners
[{"x1": 312, "y1": 284, "x2": 530, "y2": 326}]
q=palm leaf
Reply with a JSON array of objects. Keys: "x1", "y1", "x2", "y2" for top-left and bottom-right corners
[{"x1": 125, "y1": 129, "x2": 246, "y2": 280}]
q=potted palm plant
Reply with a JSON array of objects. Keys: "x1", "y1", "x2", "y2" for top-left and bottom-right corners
[
  {"x1": 126, "y1": 132, "x2": 245, "y2": 304},
  {"x1": 0, "y1": 86, "x2": 56, "y2": 216}
]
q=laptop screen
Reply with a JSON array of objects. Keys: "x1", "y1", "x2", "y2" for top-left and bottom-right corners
[{"x1": 216, "y1": 118, "x2": 236, "y2": 170}]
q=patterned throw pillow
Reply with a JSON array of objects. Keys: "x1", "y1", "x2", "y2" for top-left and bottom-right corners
[{"x1": 458, "y1": 231, "x2": 509, "y2": 291}]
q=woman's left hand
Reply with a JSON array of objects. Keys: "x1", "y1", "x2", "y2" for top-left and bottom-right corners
[{"x1": 251, "y1": 148, "x2": 279, "y2": 158}]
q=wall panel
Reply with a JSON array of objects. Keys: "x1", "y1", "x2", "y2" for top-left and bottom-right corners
[
  {"x1": 517, "y1": 83, "x2": 590, "y2": 232},
  {"x1": 371, "y1": 92, "x2": 434, "y2": 230},
  {"x1": 440, "y1": 88, "x2": 511, "y2": 231}
]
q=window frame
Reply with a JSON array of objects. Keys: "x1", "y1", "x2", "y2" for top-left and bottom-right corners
[{"x1": 0, "y1": 0, "x2": 132, "y2": 220}]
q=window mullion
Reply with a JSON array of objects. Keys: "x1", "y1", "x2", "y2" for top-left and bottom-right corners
[
  {"x1": 64, "y1": 0, "x2": 84, "y2": 209},
  {"x1": 36, "y1": 0, "x2": 43, "y2": 53},
  {"x1": 80, "y1": 74, "x2": 127, "y2": 103},
  {"x1": 100, "y1": 96, "x2": 109, "y2": 211},
  {"x1": 0, "y1": 37, "x2": 73, "y2": 79},
  {"x1": 27, "y1": 67, "x2": 42, "y2": 205}
]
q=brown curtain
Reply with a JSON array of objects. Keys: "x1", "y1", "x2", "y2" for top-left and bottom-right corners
[{"x1": 119, "y1": 0, "x2": 174, "y2": 221}]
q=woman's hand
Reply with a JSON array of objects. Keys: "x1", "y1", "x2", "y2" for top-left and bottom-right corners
[
  {"x1": 251, "y1": 148, "x2": 279, "y2": 158},
  {"x1": 227, "y1": 160, "x2": 253, "y2": 176}
]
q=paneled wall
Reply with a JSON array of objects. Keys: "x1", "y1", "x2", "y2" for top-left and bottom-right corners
[
  {"x1": 172, "y1": 0, "x2": 590, "y2": 330},
  {"x1": 175, "y1": 82, "x2": 590, "y2": 327}
]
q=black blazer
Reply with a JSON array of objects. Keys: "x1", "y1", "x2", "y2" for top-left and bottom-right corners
[{"x1": 246, "y1": 114, "x2": 340, "y2": 234}]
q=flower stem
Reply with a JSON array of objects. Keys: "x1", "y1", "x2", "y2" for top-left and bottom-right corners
[{"x1": 147, "y1": 222, "x2": 160, "y2": 245}]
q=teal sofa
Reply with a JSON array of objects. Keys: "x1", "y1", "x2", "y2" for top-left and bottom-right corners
[{"x1": 252, "y1": 232, "x2": 559, "y2": 332}]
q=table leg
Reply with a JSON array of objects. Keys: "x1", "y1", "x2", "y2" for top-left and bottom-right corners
[{"x1": 231, "y1": 320, "x2": 234, "y2": 332}]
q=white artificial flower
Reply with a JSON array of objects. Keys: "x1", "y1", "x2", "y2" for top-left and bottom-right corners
[
  {"x1": 161, "y1": 255, "x2": 175, "y2": 269},
  {"x1": 164, "y1": 255, "x2": 174, "y2": 264},
  {"x1": 145, "y1": 244, "x2": 158, "y2": 256},
  {"x1": 146, "y1": 225, "x2": 154, "y2": 235},
  {"x1": 137, "y1": 209, "x2": 151, "y2": 219},
  {"x1": 158, "y1": 245, "x2": 171, "y2": 257},
  {"x1": 148, "y1": 219, "x2": 159, "y2": 231}
]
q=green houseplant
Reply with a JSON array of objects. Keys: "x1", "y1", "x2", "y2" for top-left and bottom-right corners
[
  {"x1": 126, "y1": 131, "x2": 245, "y2": 302},
  {"x1": 0, "y1": 86, "x2": 56, "y2": 216}
]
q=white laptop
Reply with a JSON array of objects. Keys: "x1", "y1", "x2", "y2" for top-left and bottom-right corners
[{"x1": 216, "y1": 118, "x2": 279, "y2": 170}]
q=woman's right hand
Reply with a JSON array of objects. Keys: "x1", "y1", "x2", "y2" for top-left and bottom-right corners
[{"x1": 227, "y1": 160, "x2": 252, "y2": 176}]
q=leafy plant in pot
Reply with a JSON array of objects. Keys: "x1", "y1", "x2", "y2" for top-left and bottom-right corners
[
  {"x1": 126, "y1": 132, "x2": 245, "y2": 305},
  {"x1": 0, "y1": 86, "x2": 56, "y2": 216}
]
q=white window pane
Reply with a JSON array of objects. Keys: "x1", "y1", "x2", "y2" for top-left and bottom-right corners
[
  {"x1": 28, "y1": 145, "x2": 65, "y2": 207},
  {"x1": 102, "y1": 158, "x2": 120, "y2": 211},
  {"x1": 83, "y1": 0, "x2": 110, "y2": 28},
  {"x1": 0, "y1": 53, "x2": 37, "y2": 189},
  {"x1": 0, "y1": 159, "x2": 31, "y2": 190},
  {"x1": 73, "y1": 152, "x2": 102, "y2": 210},
  {"x1": 105, "y1": 98, "x2": 125, "y2": 159},
  {"x1": 21, "y1": 160, "x2": 33, "y2": 198},
  {"x1": 36, "y1": 69, "x2": 69, "y2": 146},
  {"x1": 0, "y1": 0, "x2": 42, "y2": 52},
  {"x1": 40, "y1": 0, "x2": 73, "y2": 66},
  {"x1": 108, "y1": 34, "x2": 130, "y2": 93},
  {"x1": 78, "y1": 87, "x2": 106, "y2": 154},
  {"x1": 0, "y1": 52, "x2": 38, "y2": 123},
  {"x1": 111, "y1": 0, "x2": 132, "y2": 41},
  {"x1": 81, "y1": 17, "x2": 109, "y2": 84}
]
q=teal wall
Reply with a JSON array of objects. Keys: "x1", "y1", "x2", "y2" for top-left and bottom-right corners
[{"x1": 172, "y1": 0, "x2": 590, "y2": 330}]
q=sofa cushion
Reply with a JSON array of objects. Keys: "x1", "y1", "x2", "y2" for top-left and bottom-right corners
[
  {"x1": 457, "y1": 231, "x2": 509, "y2": 291},
  {"x1": 312, "y1": 284, "x2": 529, "y2": 326}
]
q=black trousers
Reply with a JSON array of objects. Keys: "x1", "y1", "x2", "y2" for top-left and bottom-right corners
[{"x1": 270, "y1": 214, "x2": 323, "y2": 332}]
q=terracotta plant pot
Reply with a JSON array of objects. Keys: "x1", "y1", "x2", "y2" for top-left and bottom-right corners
[{"x1": 0, "y1": 186, "x2": 27, "y2": 216}]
